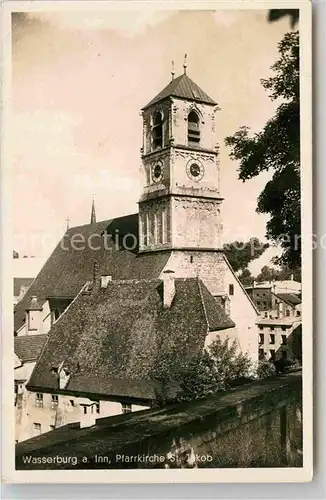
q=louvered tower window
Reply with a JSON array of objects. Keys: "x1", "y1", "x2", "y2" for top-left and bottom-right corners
[
  {"x1": 152, "y1": 111, "x2": 163, "y2": 150},
  {"x1": 187, "y1": 110, "x2": 200, "y2": 145}
]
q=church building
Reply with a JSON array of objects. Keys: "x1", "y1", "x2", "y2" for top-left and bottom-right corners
[{"x1": 14, "y1": 64, "x2": 259, "y2": 441}]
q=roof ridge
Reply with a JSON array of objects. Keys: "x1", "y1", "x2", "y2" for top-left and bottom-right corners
[
  {"x1": 102, "y1": 279, "x2": 160, "y2": 285},
  {"x1": 66, "y1": 219, "x2": 112, "y2": 231}
]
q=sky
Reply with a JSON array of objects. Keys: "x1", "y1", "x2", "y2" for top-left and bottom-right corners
[{"x1": 11, "y1": 8, "x2": 295, "y2": 272}]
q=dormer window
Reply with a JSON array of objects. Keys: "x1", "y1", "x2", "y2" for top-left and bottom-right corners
[
  {"x1": 187, "y1": 110, "x2": 200, "y2": 146},
  {"x1": 152, "y1": 111, "x2": 163, "y2": 150}
]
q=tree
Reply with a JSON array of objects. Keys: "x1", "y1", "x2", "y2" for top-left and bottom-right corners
[
  {"x1": 256, "y1": 264, "x2": 301, "y2": 283},
  {"x1": 238, "y1": 268, "x2": 254, "y2": 287},
  {"x1": 225, "y1": 31, "x2": 300, "y2": 269},
  {"x1": 175, "y1": 339, "x2": 252, "y2": 403},
  {"x1": 256, "y1": 265, "x2": 279, "y2": 283},
  {"x1": 223, "y1": 238, "x2": 269, "y2": 273},
  {"x1": 268, "y1": 9, "x2": 299, "y2": 28}
]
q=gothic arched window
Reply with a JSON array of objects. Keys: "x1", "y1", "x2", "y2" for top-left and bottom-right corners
[
  {"x1": 187, "y1": 110, "x2": 200, "y2": 145},
  {"x1": 152, "y1": 111, "x2": 163, "y2": 150}
]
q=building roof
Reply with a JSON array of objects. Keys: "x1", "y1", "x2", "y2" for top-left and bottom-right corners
[
  {"x1": 276, "y1": 293, "x2": 301, "y2": 306},
  {"x1": 199, "y1": 282, "x2": 235, "y2": 331},
  {"x1": 26, "y1": 295, "x2": 43, "y2": 311},
  {"x1": 13, "y1": 215, "x2": 172, "y2": 332},
  {"x1": 13, "y1": 278, "x2": 33, "y2": 297},
  {"x1": 27, "y1": 278, "x2": 234, "y2": 401},
  {"x1": 142, "y1": 73, "x2": 217, "y2": 109},
  {"x1": 14, "y1": 334, "x2": 48, "y2": 363},
  {"x1": 256, "y1": 316, "x2": 300, "y2": 327},
  {"x1": 246, "y1": 280, "x2": 301, "y2": 295}
]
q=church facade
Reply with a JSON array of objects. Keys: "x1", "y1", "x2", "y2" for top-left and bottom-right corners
[{"x1": 14, "y1": 67, "x2": 259, "y2": 442}]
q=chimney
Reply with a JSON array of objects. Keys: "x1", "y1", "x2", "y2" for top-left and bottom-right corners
[
  {"x1": 25, "y1": 295, "x2": 42, "y2": 334},
  {"x1": 162, "y1": 270, "x2": 175, "y2": 308},
  {"x1": 80, "y1": 401, "x2": 96, "y2": 429},
  {"x1": 101, "y1": 275, "x2": 112, "y2": 289}
]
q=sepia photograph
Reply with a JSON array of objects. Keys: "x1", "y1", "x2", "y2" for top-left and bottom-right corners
[{"x1": 1, "y1": 0, "x2": 312, "y2": 483}]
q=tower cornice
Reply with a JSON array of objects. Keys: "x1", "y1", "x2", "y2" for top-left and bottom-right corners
[
  {"x1": 141, "y1": 143, "x2": 218, "y2": 160},
  {"x1": 138, "y1": 191, "x2": 224, "y2": 203}
]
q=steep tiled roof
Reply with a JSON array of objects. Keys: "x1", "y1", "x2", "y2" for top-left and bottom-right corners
[
  {"x1": 142, "y1": 73, "x2": 217, "y2": 109},
  {"x1": 13, "y1": 278, "x2": 33, "y2": 297},
  {"x1": 14, "y1": 334, "x2": 48, "y2": 363},
  {"x1": 14, "y1": 215, "x2": 171, "y2": 332},
  {"x1": 27, "y1": 278, "x2": 233, "y2": 401},
  {"x1": 276, "y1": 293, "x2": 301, "y2": 306},
  {"x1": 199, "y1": 282, "x2": 235, "y2": 331}
]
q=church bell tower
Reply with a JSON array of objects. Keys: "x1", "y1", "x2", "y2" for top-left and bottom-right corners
[{"x1": 139, "y1": 59, "x2": 223, "y2": 253}]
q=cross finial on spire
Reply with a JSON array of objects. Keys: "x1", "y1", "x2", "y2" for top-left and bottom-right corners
[
  {"x1": 90, "y1": 195, "x2": 96, "y2": 224},
  {"x1": 171, "y1": 60, "x2": 175, "y2": 80},
  {"x1": 183, "y1": 53, "x2": 187, "y2": 74},
  {"x1": 66, "y1": 217, "x2": 70, "y2": 231}
]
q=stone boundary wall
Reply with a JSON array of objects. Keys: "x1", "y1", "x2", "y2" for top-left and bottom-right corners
[{"x1": 16, "y1": 371, "x2": 302, "y2": 470}]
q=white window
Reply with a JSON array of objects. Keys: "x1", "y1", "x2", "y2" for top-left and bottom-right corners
[
  {"x1": 35, "y1": 393, "x2": 43, "y2": 408},
  {"x1": 51, "y1": 394, "x2": 59, "y2": 409},
  {"x1": 121, "y1": 403, "x2": 132, "y2": 414}
]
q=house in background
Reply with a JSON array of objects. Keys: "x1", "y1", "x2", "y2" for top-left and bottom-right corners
[
  {"x1": 246, "y1": 282, "x2": 301, "y2": 318},
  {"x1": 14, "y1": 333, "x2": 48, "y2": 442},
  {"x1": 255, "y1": 289, "x2": 302, "y2": 363},
  {"x1": 13, "y1": 251, "x2": 47, "y2": 306},
  {"x1": 245, "y1": 281, "x2": 302, "y2": 363},
  {"x1": 245, "y1": 278, "x2": 301, "y2": 300}
]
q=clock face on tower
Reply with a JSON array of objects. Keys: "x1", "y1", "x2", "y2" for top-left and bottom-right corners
[
  {"x1": 186, "y1": 160, "x2": 204, "y2": 181},
  {"x1": 151, "y1": 161, "x2": 163, "y2": 183}
]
